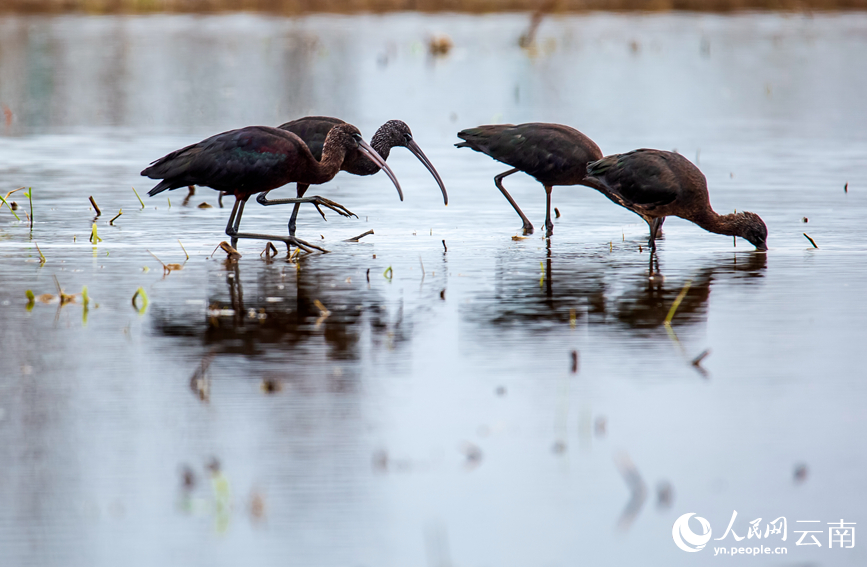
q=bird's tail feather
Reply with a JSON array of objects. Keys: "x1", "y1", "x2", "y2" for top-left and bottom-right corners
[{"x1": 147, "y1": 180, "x2": 174, "y2": 197}]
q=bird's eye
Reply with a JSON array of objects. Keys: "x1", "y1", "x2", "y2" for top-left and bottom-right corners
[{"x1": 404, "y1": 133, "x2": 412, "y2": 143}]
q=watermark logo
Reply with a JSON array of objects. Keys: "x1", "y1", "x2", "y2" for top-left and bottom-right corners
[
  {"x1": 672, "y1": 513, "x2": 713, "y2": 552},
  {"x1": 671, "y1": 511, "x2": 856, "y2": 556}
]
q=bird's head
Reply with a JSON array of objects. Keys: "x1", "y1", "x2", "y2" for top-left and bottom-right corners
[
  {"x1": 372, "y1": 120, "x2": 413, "y2": 150},
  {"x1": 325, "y1": 123, "x2": 364, "y2": 150},
  {"x1": 737, "y1": 211, "x2": 768, "y2": 251}
]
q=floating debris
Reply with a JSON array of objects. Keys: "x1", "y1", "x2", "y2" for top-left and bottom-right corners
[
  {"x1": 212, "y1": 241, "x2": 241, "y2": 260},
  {"x1": 511, "y1": 235, "x2": 527, "y2": 241},
  {"x1": 148, "y1": 250, "x2": 184, "y2": 276},
  {"x1": 803, "y1": 233, "x2": 818, "y2": 248},
  {"x1": 383, "y1": 266, "x2": 393, "y2": 280},
  {"x1": 260, "y1": 242, "x2": 278, "y2": 259},
  {"x1": 132, "y1": 186, "x2": 145, "y2": 209},
  {"x1": 132, "y1": 287, "x2": 148, "y2": 315},
  {"x1": 439, "y1": 289, "x2": 446, "y2": 300},
  {"x1": 178, "y1": 239, "x2": 189, "y2": 260},
  {"x1": 691, "y1": 349, "x2": 711, "y2": 377},
  {"x1": 554, "y1": 207, "x2": 561, "y2": 218},
  {"x1": 844, "y1": 182, "x2": 848, "y2": 193},
  {"x1": 552, "y1": 440, "x2": 567, "y2": 454},
  {"x1": 189, "y1": 351, "x2": 214, "y2": 403},
  {"x1": 345, "y1": 229, "x2": 374, "y2": 242},
  {"x1": 442, "y1": 239, "x2": 447, "y2": 253},
  {"x1": 260, "y1": 378, "x2": 281, "y2": 394},
  {"x1": 0, "y1": 190, "x2": 20, "y2": 220},
  {"x1": 428, "y1": 35, "x2": 452, "y2": 56},
  {"x1": 25, "y1": 289, "x2": 35, "y2": 311},
  {"x1": 802, "y1": 216, "x2": 808, "y2": 223},
  {"x1": 656, "y1": 481, "x2": 674, "y2": 509},
  {"x1": 197, "y1": 202, "x2": 213, "y2": 209},
  {"x1": 34, "y1": 242, "x2": 46, "y2": 265},
  {"x1": 88, "y1": 195, "x2": 101, "y2": 216},
  {"x1": 366, "y1": 268, "x2": 370, "y2": 283},
  {"x1": 460, "y1": 442, "x2": 483, "y2": 469},
  {"x1": 89, "y1": 223, "x2": 102, "y2": 244},
  {"x1": 570, "y1": 350, "x2": 579, "y2": 373},
  {"x1": 794, "y1": 463, "x2": 808, "y2": 483},
  {"x1": 314, "y1": 299, "x2": 330, "y2": 329},
  {"x1": 594, "y1": 416, "x2": 607, "y2": 436}
]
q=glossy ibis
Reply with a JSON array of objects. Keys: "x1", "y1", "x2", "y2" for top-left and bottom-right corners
[
  {"x1": 584, "y1": 149, "x2": 768, "y2": 252},
  {"x1": 257, "y1": 117, "x2": 447, "y2": 237},
  {"x1": 142, "y1": 124, "x2": 401, "y2": 253},
  {"x1": 455, "y1": 123, "x2": 602, "y2": 237}
]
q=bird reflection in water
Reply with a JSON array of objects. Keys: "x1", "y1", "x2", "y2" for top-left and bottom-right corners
[
  {"x1": 151, "y1": 257, "x2": 413, "y2": 390},
  {"x1": 468, "y1": 243, "x2": 767, "y2": 335}
]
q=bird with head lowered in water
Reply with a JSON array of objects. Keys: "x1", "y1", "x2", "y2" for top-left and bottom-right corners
[{"x1": 584, "y1": 149, "x2": 768, "y2": 254}]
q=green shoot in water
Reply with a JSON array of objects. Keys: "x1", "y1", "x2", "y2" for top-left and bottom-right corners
[
  {"x1": 132, "y1": 187, "x2": 145, "y2": 209},
  {"x1": 0, "y1": 192, "x2": 19, "y2": 221}
]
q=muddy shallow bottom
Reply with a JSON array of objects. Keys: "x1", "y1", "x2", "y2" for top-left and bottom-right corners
[{"x1": 0, "y1": 11, "x2": 866, "y2": 566}]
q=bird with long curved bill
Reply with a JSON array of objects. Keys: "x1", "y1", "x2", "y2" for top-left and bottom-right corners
[
  {"x1": 455, "y1": 123, "x2": 602, "y2": 237},
  {"x1": 584, "y1": 149, "x2": 768, "y2": 255},
  {"x1": 141, "y1": 123, "x2": 401, "y2": 253},
  {"x1": 255, "y1": 117, "x2": 448, "y2": 238}
]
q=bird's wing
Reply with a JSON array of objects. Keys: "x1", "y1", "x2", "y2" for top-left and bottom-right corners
[
  {"x1": 586, "y1": 150, "x2": 678, "y2": 212},
  {"x1": 278, "y1": 117, "x2": 346, "y2": 161},
  {"x1": 143, "y1": 127, "x2": 302, "y2": 193}
]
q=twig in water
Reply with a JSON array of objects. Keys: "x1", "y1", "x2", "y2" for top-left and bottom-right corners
[
  {"x1": 211, "y1": 241, "x2": 242, "y2": 260},
  {"x1": 178, "y1": 239, "x2": 189, "y2": 260},
  {"x1": 570, "y1": 350, "x2": 579, "y2": 373},
  {"x1": 554, "y1": 207, "x2": 561, "y2": 219},
  {"x1": 366, "y1": 268, "x2": 370, "y2": 283},
  {"x1": 344, "y1": 229, "x2": 374, "y2": 242},
  {"x1": 88, "y1": 196, "x2": 101, "y2": 216},
  {"x1": 844, "y1": 182, "x2": 848, "y2": 193},
  {"x1": 34, "y1": 242, "x2": 46, "y2": 265},
  {"x1": 691, "y1": 349, "x2": 711, "y2": 377},
  {"x1": 109, "y1": 209, "x2": 123, "y2": 225},
  {"x1": 148, "y1": 250, "x2": 184, "y2": 276},
  {"x1": 89, "y1": 223, "x2": 102, "y2": 244},
  {"x1": 313, "y1": 299, "x2": 330, "y2": 329},
  {"x1": 0, "y1": 191, "x2": 20, "y2": 220},
  {"x1": 419, "y1": 256, "x2": 425, "y2": 281},
  {"x1": 260, "y1": 242, "x2": 278, "y2": 259},
  {"x1": 442, "y1": 239, "x2": 447, "y2": 253},
  {"x1": 664, "y1": 279, "x2": 693, "y2": 326},
  {"x1": 131, "y1": 187, "x2": 145, "y2": 209},
  {"x1": 803, "y1": 233, "x2": 818, "y2": 248}
]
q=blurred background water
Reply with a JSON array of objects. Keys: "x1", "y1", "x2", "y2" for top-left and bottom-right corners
[{"x1": 0, "y1": 11, "x2": 866, "y2": 566}]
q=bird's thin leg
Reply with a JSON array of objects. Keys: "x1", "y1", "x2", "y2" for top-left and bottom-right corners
[
  {"x1": 653, "y1": 217, "x2": 665, "y2": 239},
  {"x1": 544, "y1": 185, "x2": 554, "y2": 238},
  {"x1": 494, "y1": 168, "x2": 534, "y2": 235},
  {"x1": 256, "y1": 190, "x2": 355, "y2": 224},
  {"x1": 226, "y1": 195, "x2": 328, "y2": 253},
  {"x1": 288, "y1": 184, "x2": 309, "y2": 237}
]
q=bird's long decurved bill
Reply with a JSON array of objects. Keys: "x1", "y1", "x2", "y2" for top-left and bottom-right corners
[
  {"x1": 406, "y1": 138, "x2": 448, "y2": 205},
  {"x1": 357, "y1": 139, "x2": 403, "y2": 202}
]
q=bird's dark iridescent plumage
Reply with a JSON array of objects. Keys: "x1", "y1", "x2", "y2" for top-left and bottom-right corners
[
  {"x1": 455, "y1": 123, "x2": 603, "y2": 236},
  {"x1": 142, "y1": 123, "x2": 395, "y2": 252},
  {"x1": 263, "y1": 117, "x2": 447, "y2": 237},
  {"x1": 584, "y1": 149, "x2": 768, "y2": 251}
]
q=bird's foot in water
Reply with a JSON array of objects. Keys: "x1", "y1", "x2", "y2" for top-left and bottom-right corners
[
  {"x1": 225, "y1": 230, "x2": 329, "y2": 254},
  {"x1": 545, "y1": 221, "x2": 554, "y2": 238},
  {"x1": 522, "y1": 223, "x2": 535, "y2": 236},
  {"x1": 256, "y1": 193, "x2": 356, "y2": 221}
]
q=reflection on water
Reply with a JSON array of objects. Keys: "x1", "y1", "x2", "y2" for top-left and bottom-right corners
[{"x1": 468, "y1": 241, "x2": 767, "y2": 334}]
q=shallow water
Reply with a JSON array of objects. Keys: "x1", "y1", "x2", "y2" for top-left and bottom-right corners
[{"x1": 1, "y1": 11, "x2": 866, "y2": 566}]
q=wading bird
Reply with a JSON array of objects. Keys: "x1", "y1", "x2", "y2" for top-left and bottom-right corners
[
  {"x1": 455, "y1": 123, "x2": 602, "y2": 237},
  {"x1": 142, "y1": 124, "x2": 401, "y2": 253},
  {"x1": 584, "y1": 149, "x2": 768, "y2": 253},
  {"x1": 255, "y1": 117, "x2": 448, "y2": 238}
]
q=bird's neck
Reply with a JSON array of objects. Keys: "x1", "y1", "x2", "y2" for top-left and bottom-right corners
[
  {"x1": 308, "y1": 145, "x2": 348, "y2": 184},
  {"x1": 692, "y1": 210, "x2": 741, "y2": 237}
]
